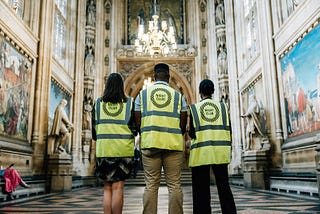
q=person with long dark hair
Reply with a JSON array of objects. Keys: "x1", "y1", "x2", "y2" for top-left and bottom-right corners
[{"x1": 92, "y1": 73, "x2": 136, "y2": 214}]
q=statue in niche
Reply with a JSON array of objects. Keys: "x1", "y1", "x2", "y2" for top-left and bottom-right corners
[
  {"x1": 85, "y1": 47, "x2": 95, "y2": 76},
  {"x1": 217, "y1": 46, "x2": 227, "y2": 76},
  {"x1": 202, "y1": 36, "x2": 207, "y2": 47},
  {"x1": 86, "y1": 0, "x2": 96, "y2": 27},
  {"x1": 201, "y1": 19, "x2": 206, "y2": 29},
  {"x1": 50, "y1": 99, "x2": 74, "y2": 154},
  {"x1": 105, "y1": 20, "x2": 110, "y2": 30},
  {"x1": 215, "y1": 0, "x2": 225, "y2": 25},
  {"x1": 200, "y1": 1, "x2": 206, "y2": 12},
  {"x1": 202, "y1": 54, "x2": 207, "y2": 64},
  {"x1": 104, "y1": 0, "x2": 111, "y2": 14},
  {"x1": 216, "y1": 32, "x2": 226, "y2": 50},
  {"x1": 241, "y1": 94, "x2": 266, "y2": 151},
  {"x1": 83, "y1": 95, "x2": 93, "y2": 130},
  {"x1": 104, "y1": 55, "x2": 109, "y2": 66},
  {"x1": 105, "y1": 37, "x2": 109, "y2": 48}
]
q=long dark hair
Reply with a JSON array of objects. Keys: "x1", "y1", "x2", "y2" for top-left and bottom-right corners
[{"x1": 102, "y1": 73, "x2": 127, "y2": 103}]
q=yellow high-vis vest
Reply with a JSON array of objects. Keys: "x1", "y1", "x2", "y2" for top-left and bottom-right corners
[
  {"x1": 95, "y1": 97, "x2": 134, "y2": 158},
  {"x1": 140, "y1": 83, "x2": 183, "y2": 150},
  {"x1": 189, "y1": 99, "x2": 231, "y2": 167}
]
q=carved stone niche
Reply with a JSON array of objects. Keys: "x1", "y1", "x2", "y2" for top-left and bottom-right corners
[
  {"x1": 117, "y1": 58, "x2": 196, "y2": 104},
  {"x1": 104, "y1": 0, "x2": 111, "y2": 14},
  {"x1": 200, "y1": 0, "x2": 207, "y2": 12},
  {"x1": 201, "y1": 19, "x2": 206, "y2": 29}
]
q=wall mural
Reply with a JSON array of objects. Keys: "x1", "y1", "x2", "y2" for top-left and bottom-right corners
[
  {"x1": 281, "y1": 23, "x2": 320, "y2": 137},
  {"x1": 48, "y1": 80, "x2": 71, "y2": 135},
  {"x1": 0, "y1": 35, "x2": 32, "y2": 140},
  {"x1": 127, "y1": 0, "x2": 184, "y2": 45}
]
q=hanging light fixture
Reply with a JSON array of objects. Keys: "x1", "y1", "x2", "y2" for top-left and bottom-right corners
[{"x1": 134, "y1": 0, "x2": 177, "y2": 57}]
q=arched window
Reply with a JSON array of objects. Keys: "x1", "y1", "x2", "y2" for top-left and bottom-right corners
[
  {"x1": 243, "y1": 0, "x2": 259, "y2": 65},
  {"x1": 53, "y1": 0, "x2": 67, "y2": 67}
]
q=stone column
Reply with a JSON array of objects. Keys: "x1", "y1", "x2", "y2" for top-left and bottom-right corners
[
  {"x1": 47, "y1": 154, "x2": 73, "y2": 192},
  {"x1": 242, "y1": 149, "x2": 269, "y2": 189},
  {"x1": 32, "y1": 0, "x2": 55, "y2": 175}
]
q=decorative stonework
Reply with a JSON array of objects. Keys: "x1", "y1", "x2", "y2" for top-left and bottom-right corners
[
  {"x1": 104, "y1": 0, "x2": 111, "y2": 14},
  {"x1": 117, "y1": 58, "x2": 196, "y2": 103},
  {"x1": 199, "y1": 0, "x2": 207, "y2": 12},
  {"x1": 0, "y1": 29, "x2": 33, "y2": 62},
  {"x1": 215, "y1": 0, "x2": 228, "y2": 104},
  {"x1": 280, "y1": 18, "x2": 320, "y2": 59},
  {"x1": 51, "y1": 78, "x2": 72, "y2": 97},
  {"x1": 116, "y1": 44, "x2": 197, "y2": 58},
  {"x1": 241, "y1": 73, "x2": 263, "y2": 95}
]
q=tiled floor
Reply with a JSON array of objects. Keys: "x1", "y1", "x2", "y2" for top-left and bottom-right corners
[{"x1": 0, "y1": 185, "x2": 319, "y2": 214}]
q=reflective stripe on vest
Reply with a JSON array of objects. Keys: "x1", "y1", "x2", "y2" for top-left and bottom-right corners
[
  {"x1": 140, "y1": 84, "x2": 183, "y2": 150},
  {"x1": 95, "y1": 97, "x2": 134, "y2": 157},
  {"x1": 189, "y1": 100, "x2": 231, "y2": 167}
]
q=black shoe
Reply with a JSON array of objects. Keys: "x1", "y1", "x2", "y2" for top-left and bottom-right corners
[{"x1": 7, "y1": 193, "x2": 14, "y2": 200}]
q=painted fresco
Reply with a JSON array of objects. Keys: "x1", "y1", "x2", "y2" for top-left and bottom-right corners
[
  {"x1": 0, "y1": 35, "x2": 32, "y2": 140},
  {"x1": 48, "y1": 80, "x2": 71, "y2": 135},
  {"x1": 281, "y1": 23, "x2": 320, "y2": 137},
  {"x1": 127, "y1": 0, "x2": 184, "y2": 45}
]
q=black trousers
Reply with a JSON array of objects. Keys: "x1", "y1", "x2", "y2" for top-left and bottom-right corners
[{"x1": 191, "y1": 164, "x2": 237, "y2": 214}]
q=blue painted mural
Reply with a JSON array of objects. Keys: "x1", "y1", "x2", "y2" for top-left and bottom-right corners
[{"x1": 281, "y1": 23, "x2": 320, "y2": 137}]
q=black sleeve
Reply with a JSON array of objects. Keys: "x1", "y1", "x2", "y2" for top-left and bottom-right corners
[
  {"x1": 188, "y1": 111, "x2": 196, "y2": 139},
  {"x1": 128, "y1": 100, "x2": 137, "y2": 136},
  {"x1": 91, "y1": 102, "x2": 97, "y2": 141}
]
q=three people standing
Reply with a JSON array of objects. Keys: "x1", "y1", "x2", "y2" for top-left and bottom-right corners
[{"x1": 92, "y1": 64, "x2": 236, "y2": 214}]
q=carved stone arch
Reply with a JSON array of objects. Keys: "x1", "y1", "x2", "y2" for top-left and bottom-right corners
[{"x1": 122, "y1": 61, "x2": 195, "y2": 104}]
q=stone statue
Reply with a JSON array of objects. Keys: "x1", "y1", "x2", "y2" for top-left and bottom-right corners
[
  {"x1": 84, "y1": 48, "x2": 95, "y2": 76},
  {"x1": 82, "y1": 97, "x2": 93, "y2": 130},
  {"x1": 241, "y1": 95, "x2": 265, "y2": 151},
  {"x1": 217, "y1": 46, "x2": 227, "y2": 75},
  {"x1": 215, "y1": 0, "x2": 225, "y2": 25},
  {"x1": 50, "y1": 99, "x2": 74, "y2": 154},
  {"x1": 86, "y1": 0, "x2": 96, "y2": 26}
]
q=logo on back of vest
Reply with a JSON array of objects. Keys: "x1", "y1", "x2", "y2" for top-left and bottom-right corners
[
  {"x1": 103, "y1": 102, "x2": 123, "y2": 117},
  {"x1": 200, "y1": 102, "x2": 219, "y2": 122},
  {"x1": 150, "y1": 88, "x2": 171, "y2": 108}
]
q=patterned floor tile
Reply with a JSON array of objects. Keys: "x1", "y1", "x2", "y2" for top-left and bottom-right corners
[{"x1": 0, "y1": 185, "x2": 319, "y2": 213}]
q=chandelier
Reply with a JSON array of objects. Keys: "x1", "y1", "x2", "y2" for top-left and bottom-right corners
[{"x1": 134, "y1": 1, "x2": 177, "y2": 56}]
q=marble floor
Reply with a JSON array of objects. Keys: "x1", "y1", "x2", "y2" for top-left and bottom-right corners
[{"x1": 0, "y1": 185, "x2": 319, "y2": 214}]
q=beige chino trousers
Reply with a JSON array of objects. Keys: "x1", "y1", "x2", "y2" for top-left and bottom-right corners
[{"x1": 141, "y1": 149, "x2": 184, "y2": 214}]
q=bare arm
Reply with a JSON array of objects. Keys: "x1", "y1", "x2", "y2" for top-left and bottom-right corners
[{"x1": 134, "y1": 111, "x2": 141, "y2": 134}]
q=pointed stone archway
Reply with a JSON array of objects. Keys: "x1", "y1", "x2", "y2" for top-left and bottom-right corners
[{"x1": 117, "y1": 58, "x2": 196, "y2": 104}]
